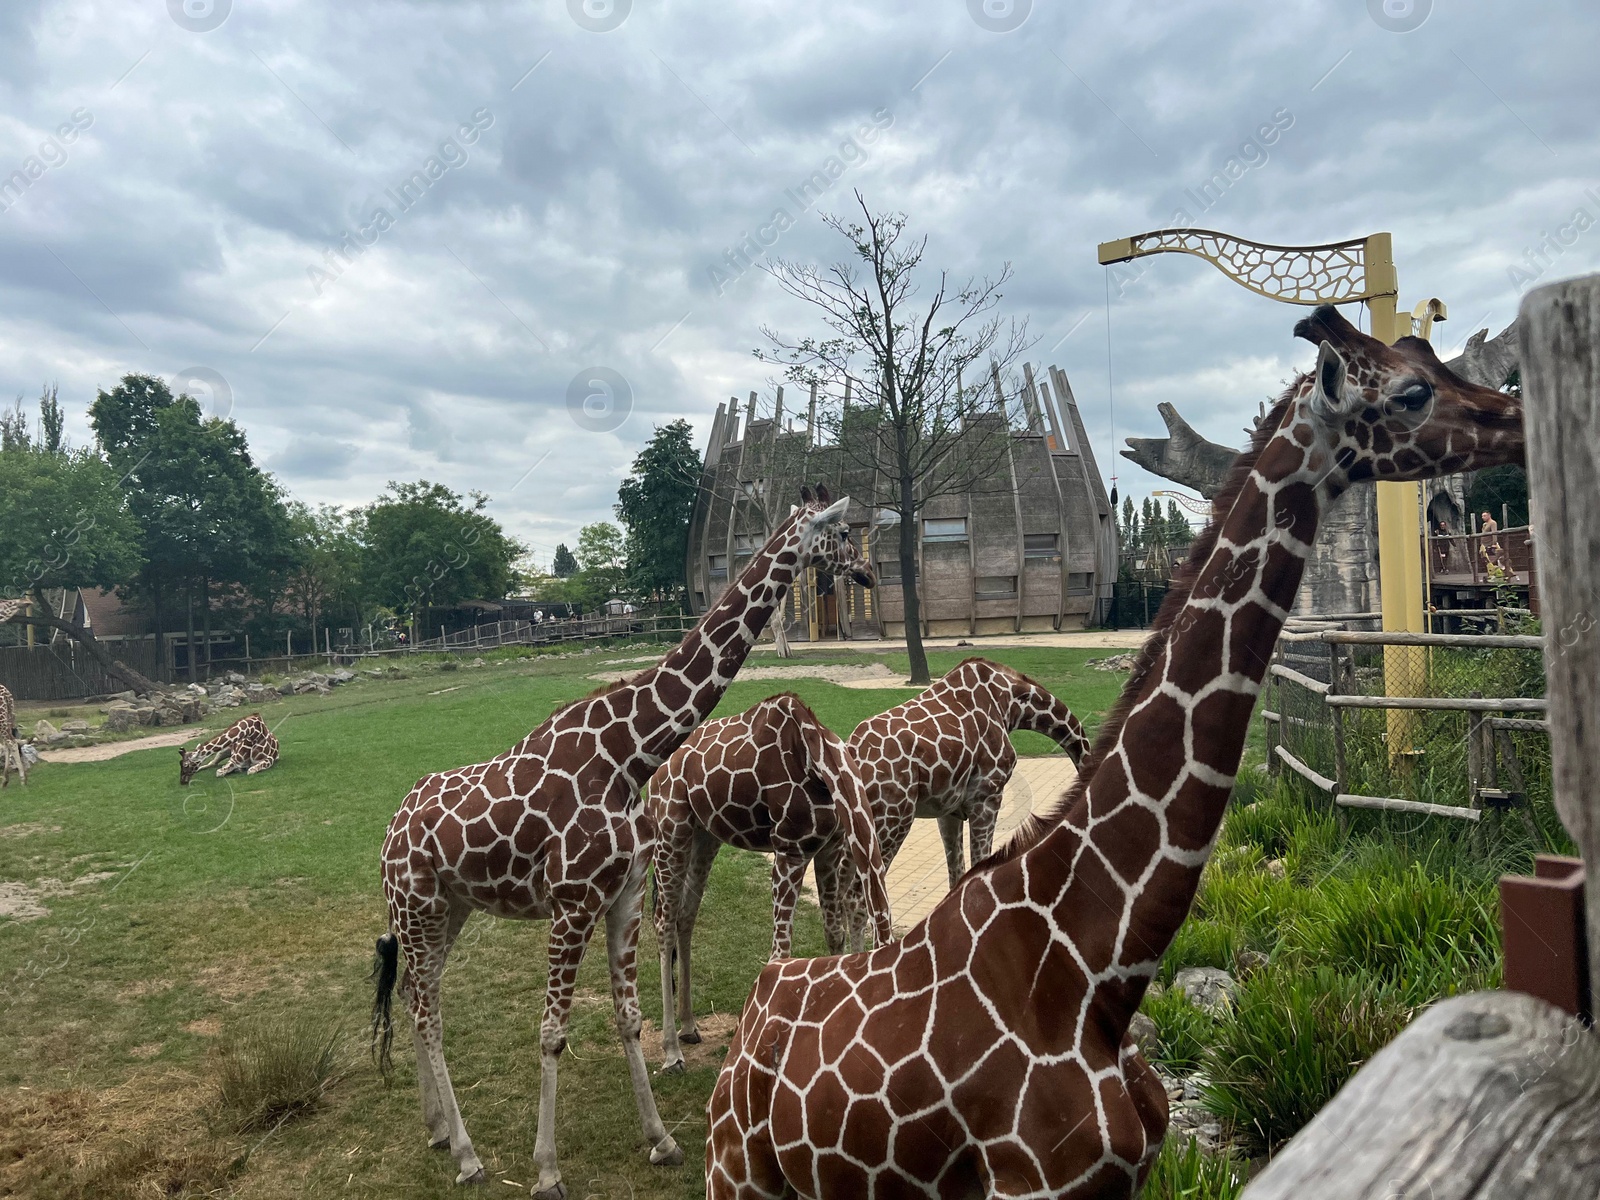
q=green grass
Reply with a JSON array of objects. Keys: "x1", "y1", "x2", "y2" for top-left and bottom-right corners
[
  {"x1": 0, "y1": 642, "x2": 1117, "y2": 1199},
  {"x1": 1141, "y1": 1137, "x2": 1246, "y2": 1200}
]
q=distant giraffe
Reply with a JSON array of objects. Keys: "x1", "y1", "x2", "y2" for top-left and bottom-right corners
[
  {"x1": 179, "y1": 713, "x2": 279, "y2": 784},
  {"x1": 0, "y1": 684, "x2": 25, "y2": 789},
  {"x1": 647, "y1": 692, "x2": 892, "y2": 1073},
  {"x1": 844, "y1": 657, "x2": 1089, "y2": 891},
  {"x1": 707, "y1": 307, "x2": 1526, "y2": 1198},
  {"x1": 371, "y1": 486, "x2": 874, "y2": 1194}
]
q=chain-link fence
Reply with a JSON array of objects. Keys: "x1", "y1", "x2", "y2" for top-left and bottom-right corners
[{"x1": 1265, "y1": 616, "x2": 1550, "y2": 829}]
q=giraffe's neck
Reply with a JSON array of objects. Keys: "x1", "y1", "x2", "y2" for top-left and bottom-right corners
[
  {"x1": 626, "y1": 520, "x2": 804, "y2": 766},
  {"x1": 1032, "y1": 433, "x2": 1319, "y2": 1028}
]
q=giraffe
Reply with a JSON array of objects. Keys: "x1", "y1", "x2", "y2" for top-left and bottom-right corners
[
  {"x1": 705, "y1": 305, "x2": 1525, "y2": 1198},
  {"x1": 370, "y1": 486, "x2": 874, "y2": 1195},
  {"x1": 178, "y1": 713, "x2": 279, "y2": 784},
  {"x1": 843, "y1": 657, "x2": 1090, "y2": 893},
  {"x1": 647, "y1": 692, "x2": 893, "y2": 1074},
  {"x1": 0, "y1": 684, "x2": 25, "y2": 789}
]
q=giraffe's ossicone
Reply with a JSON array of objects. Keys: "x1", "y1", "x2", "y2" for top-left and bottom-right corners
[
  {"x1": 371, "y1": 485, "x2": 873, "y2": 1194},
  {"x1": 706, "y1": 307, "x2": 1524, "y2": 1199}
]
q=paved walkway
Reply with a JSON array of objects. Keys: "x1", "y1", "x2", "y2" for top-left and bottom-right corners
[
  {"x1": 754, "y1": 629, "x2": 1151, "y2": 660},
  {"x1": 884, "y1": 754, "x2": 1082, "y2": 931}
]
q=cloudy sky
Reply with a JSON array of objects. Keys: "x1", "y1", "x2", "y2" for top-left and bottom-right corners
[{"x1": 1, "y1": 0, "x2": 1593, "y2": 563}]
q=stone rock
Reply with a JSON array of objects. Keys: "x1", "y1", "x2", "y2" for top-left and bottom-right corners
[
  {"x1": 440, "y1": 661, "x2": 459, "y2": 673},
  {"x1": 1264, "y1": 858, "x2": 1287, "y2": 881},
  {"x1": 19, "y1": 743, "x2": 40, "y2": 767},
  {"x1": 1087, "y1": 653, "x2": 1137, "y2": 672},
  {"x1": 32, "y1": 720, "x2": 67, "y2": 745},
  {"x1": 469, "y1": 658, "x2": 487, "y2": 668},
  {"x1": 155, "y1": 706, "x2": 186, "y2": 727},
  {"x1": 104, "y1": 708, "x2": 142, "y2": 733},
  {"x1": 330, "y1": 669, "x2": 355, "y2": 684},
  {"x1": 1172, "y1": 967, "x2": 1238, "y2": 1016},
  {"x1": 224, "y1": 672, "x2": 246, "y2": 685},
  {"x1": 1128, "y1": 1011, "x2": 1161, "y2": 1061},
  {"x1": 59, "y1": 719, "x2": 90, "y2": 733},
  {"x1": 1236, "y1": 948, "x2": 1270, "y2": 976},
  {"x1": 277, "y1": 680, "x2": 296, "y2": 696},
  {"x1": 109, "y1": 690, "x2": 136, "y2": 703}
]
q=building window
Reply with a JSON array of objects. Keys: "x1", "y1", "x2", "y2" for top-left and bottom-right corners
[
  {"x1": 1066, "y1": 571, "x2": 1092, "y2": 594},
  {"x1": 1023, "y1": 533, "x2": 1059, "y2": 559},
  {"x1": 976, "y1": 575, "x2": 1018, "y2": 599},
  {"x1": 740, "y1": 479, "x2": 766, "y2": 499},
  {"x1": 874, "y1": 508, "x2": 901, "y2": 525},
  {"x1": 923, "y1": 517, "x2": 968, "y2": 543},
  {"x1": 709, "y1": 554, "x2": 728, "y2": 576},
  {"x1": 878, "y1": 557, "x2": 902, "y2": 582},
  {"x1": 733, "y1": 534, "x2": 759, "y2": 554}
]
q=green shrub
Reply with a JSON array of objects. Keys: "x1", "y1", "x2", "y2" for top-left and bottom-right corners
[
  {"x1": 1158, "y1": 919, "x2": 1241, "y2": 985},
  {"x1": 214, "y1": 1015, "x2": 342, "y2": 1133},
  {"x1": 1141, "y1": 1137, "x2": 1246, "y2": 1200},
  {"x1": 1201, "y1": 966, "x2": 1409, "y2": 1154},
  {"x1": 1141, "y1": 986, "x2": 1217, "y2": 1072}
]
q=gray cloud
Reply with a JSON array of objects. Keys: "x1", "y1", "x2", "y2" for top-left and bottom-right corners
[{"x1": 0, "y1": 0, "x2": 1594, "y2": 565}]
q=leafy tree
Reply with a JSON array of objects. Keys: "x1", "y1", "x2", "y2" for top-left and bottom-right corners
[
  {"x1": 90, "y1": 374, "x2": 295, "y2": 678},
  {"x1": 363, "y1": 481, "x2": 522, "y2": 631},
  {"x1": 286, "y1": 503, "x2": 366, "y2": 650},
  {"x1": 552, "y1": 543, "x2": 579, "y2": 578},
  {"x1": 0, "y1": 397, "x2": 28, "y2": 452},
  {"x1": 0, "y1": 439, "x2": 153, "y2": 690},
  {"x1": 38, "y1": 383, "x2": 64, "y2": 454},
  {"x1": 615, "y1": 419, "x2": 701, "y2": 606},
  {"x1": 567, "y1": 521, "x2": 627, "y2": 610},
  {"x1": 1466, "y1": 465, "x2": 1529, "y2": 529},
  {"x1": 759, "y1": 191, "x2": 1029, "y2": 684},
  {"x1": 1165, "y1": 500, "x2": 1193, "y2": 546}
]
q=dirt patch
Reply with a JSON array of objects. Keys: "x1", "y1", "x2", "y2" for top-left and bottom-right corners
[
  {"x1": 194, "y1": 961, "x2": 272, "y2": 1003},
  {"x1": 127, "y1": 1043, "x2": 162, "y2": 1059},
  {"x1": 119, "y1": 978, "x2": 173, "y2": 1002},
  {"x1": 38, "y1": 729, "x2": 209, "y2": 765},
  {"x1": 641, "y1": 1011, "x2": 738, "y2": 1068},
  {"x1": 0, "y1": 871, "x2": 123, "y2": 921},
  {"x1": 184, "y1": 1018, "x2": 222, "y2": 1037},
  {"x1": 0, "y1": 823, "x2": 62, "y2": 840}
]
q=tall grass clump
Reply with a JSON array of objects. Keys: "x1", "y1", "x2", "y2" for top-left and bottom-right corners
[
  {"x1": 214, "y1": 1015, "x2": 343, "y2": 1134},
  {"x1": 1141, "y1": 986, "x2": 1218, "y2": 1072},
  {"x1": 1201, "y1": 966, "x2": 1409, "y2": 1154},
  {"x1": 1141, "y1": 1136, "x2": 1246, "y2": 1200}
]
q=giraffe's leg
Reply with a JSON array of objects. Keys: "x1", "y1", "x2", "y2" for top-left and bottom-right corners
[
  {"x1": 398, "y1": 905, "x2": 484, "y2": 1183},
  {"x1": 215, "y1": 752, "x2": 241, "y2": 778},
  {"x1": 967, "y1": 787, "x2": 1002, "y2": 871},
  {"x1": 652, "y1": 828, "x2": 688, "y2": 1073},
  {"x1": 769, "y1": 854, "x2": 808, "y2": 961},
  {"x1": 673, "y1": 830, "x2": 719, "y2": 1044},
  {"x1": 412, "y1": 903, "x2": 473, "y2": 1150},
  {"x1": 937, "y1": 813, "x2": 967, "y2": 891},
  {"x1": 813, "y1": 838, "x2": 849, "y2": 955},
  {"x1": 531, "y1": 905, "x2": 602, "y2": 1199},
  {"x1": 604, "y1": 871, "x2": 684, "y2": 1169},
  {"x1": 245, "y1": 756, "x2": 272, "y2": 775}
]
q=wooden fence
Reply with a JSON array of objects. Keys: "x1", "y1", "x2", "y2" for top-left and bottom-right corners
[{"x1": 0, "y1": 639, "x2": 164, "y2": 703}]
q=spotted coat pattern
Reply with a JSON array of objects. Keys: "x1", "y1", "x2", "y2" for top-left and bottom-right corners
[
  {"x1": 647, "y1": 692, "x2": 893, "y2": 1072},
  {"x1": 0, "y1": 684, "x2": 23, "y2": 789},
  {"x1": 845, "y1": 658, "x2": 1089, "y2": 891},
  {"x1": 179, "y1": 713, "x2": 279, "y2": 784},
  {"x1": 706, "y1": 308, "x2": 1526, "y2": 1198},
  {"x1": 377, "y1": 490, "x2": 874, "y2": 1194}
]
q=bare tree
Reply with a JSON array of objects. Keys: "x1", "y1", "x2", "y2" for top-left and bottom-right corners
[{"x1": 759, "y1": 192, "x2": 1030, "y2": 684}]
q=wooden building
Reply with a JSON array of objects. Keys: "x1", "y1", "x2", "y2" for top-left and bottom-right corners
[{"x1": 683, "y1": 363, "x2": 1118, "y2": 641}]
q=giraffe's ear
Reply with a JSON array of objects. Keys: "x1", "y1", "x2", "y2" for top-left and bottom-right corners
[
  {"x1": 807, "y1": 496, "x2": 849, "y2": 528},
  {"x1": 1309, "y1": 341, "x2": 1354, "y2": 420},
  {"x1": 815, "y1": 483, "x2": 832, "y2": 505},
  {"x1": 799, "y1": 485, "x2": 815, "y2": 504}
]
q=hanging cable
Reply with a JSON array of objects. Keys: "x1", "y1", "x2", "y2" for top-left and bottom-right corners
[{"x1": 1104, "y1": 269, "x2": 1118, "y2": 509}]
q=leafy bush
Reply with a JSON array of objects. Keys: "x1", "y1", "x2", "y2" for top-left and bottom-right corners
[
  {"x1": 1158, "y1": 919, "x2": 1241, "y2": 985},
  {"x1": 1201, "y1": 966, "x2": 1409, "y2": 1154},
  {"x1": 1141, "y1": 986, "x2": 1217, "y2": 1072},
  {"x1": 1141, "y1": 1136, "x2": 1246, "y2": 1200},
  {"x1": 214, "y1": 1015, "x2": 342, "y2": 1133}
]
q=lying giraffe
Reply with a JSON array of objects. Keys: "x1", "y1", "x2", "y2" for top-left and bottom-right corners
[
  {"x1": 178, "y1": 713, "x2": 279, "y2": 785},
  {"x1": 0, "y1": 684, "x2": 25, "y2": 788},
  {"x1": 647, "y1": 692, "x2": 892, "y2": 1073},
  {"x1": 371, "y1": 486, "x2": 874, "y2": 1194},
  {"x1": 844, "y1": 657, "x2": 1090, "y2": 891},
  {"x1": 707, "y1": 306, "x2": 1525, "y2": 1197}
]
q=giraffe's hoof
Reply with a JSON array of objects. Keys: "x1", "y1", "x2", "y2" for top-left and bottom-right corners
[
  {"x1": 649, "y1": 1136, "x2": 685, "y2": 1167},
  {"x1": 657, "y1": 1058, "x2": 686, "y2": 1076},
  {"x1": 456, "y1": 1166, "x2": 487, "y2": 1186},
  {"x1": 678, "y1": 1029, "x2": 702, "y2": 1044},
  {"x1": 531, "y1": 1183, "x2": 567, "y2": 1200},
  {"x1": 429, "y1": 1134, "x2": 451, "y2": 1151}
]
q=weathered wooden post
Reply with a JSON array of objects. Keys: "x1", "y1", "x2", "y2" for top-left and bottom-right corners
[
  {"x1": 1522, "y1": 272, "x2": 1600, "y2": 1005},
  {"x1": 1240, "y1": 273, "x2": 1600, "y2": 1196}
]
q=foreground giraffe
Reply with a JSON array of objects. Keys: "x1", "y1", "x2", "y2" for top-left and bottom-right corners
[
  {"x1": 846, "y1": 657, "x2": 1090, "y2": 891},
  {"x1": 372, "y1": 486, "x2": 873, "y2": 1193},
  {"x1": 707, "y1": 306, "x2": 1525, "y2": 1198},
  {"x1": 178, "y1": 713, "x2": 279, "y2": 784},
  {"x1": 648, "y1": 692, "x2": 893, "y2": 1073},
  {"x1": 0, "y1": 684, "x2": 24, "y2": 788}
]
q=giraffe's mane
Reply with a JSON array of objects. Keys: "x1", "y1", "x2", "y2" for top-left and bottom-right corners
[{"x1": 976, "y1": 379, "x2": 1305, "y2": 868}]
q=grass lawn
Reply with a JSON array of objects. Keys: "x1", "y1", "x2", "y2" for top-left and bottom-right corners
[{"x1": 0, "y1": 642, "x2": 1122, "y2": 1199}]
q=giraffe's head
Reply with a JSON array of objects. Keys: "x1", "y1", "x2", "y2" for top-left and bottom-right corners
[
  {"x1": 795, "y1": 485, "x2": 875, "y2": 588},
  {"x1": 178, "y1": 746, "x2": 202, "y2": 785},
  {"x1": 1284, "y1": 305, "x2": 1524, "y2": 496}
]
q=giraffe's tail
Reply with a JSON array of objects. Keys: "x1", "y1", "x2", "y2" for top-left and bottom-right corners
[{"x1": 369, "y1": 932, "x2": 399, "y2": 1079}]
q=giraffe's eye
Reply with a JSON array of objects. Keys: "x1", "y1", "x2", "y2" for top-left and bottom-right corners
[{"x1": 1385, "y1": 381, "x2": 1432, "y2": 415}]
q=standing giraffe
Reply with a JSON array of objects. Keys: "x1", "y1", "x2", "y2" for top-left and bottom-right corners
[
  {"x1": 371, "y1": 486, "x2": 874, "y2": 1194},
  {"x1": 0, "y1": 684, "x2": 24, "y2": 788},
  {"x1": 648, "y1": 692, "x2": 893, "y2": 1074},
  {"x1": 844, "y1": 657, "x2": 1090, "y2": 892},
  {"x1": 706, "y1": 306, "x2": 1525, "y2": 1198}
]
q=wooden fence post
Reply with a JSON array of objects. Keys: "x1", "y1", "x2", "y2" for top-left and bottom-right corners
[{"x1": 1521, "y1": 271, "x2": 1600, "y2": 1009}]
